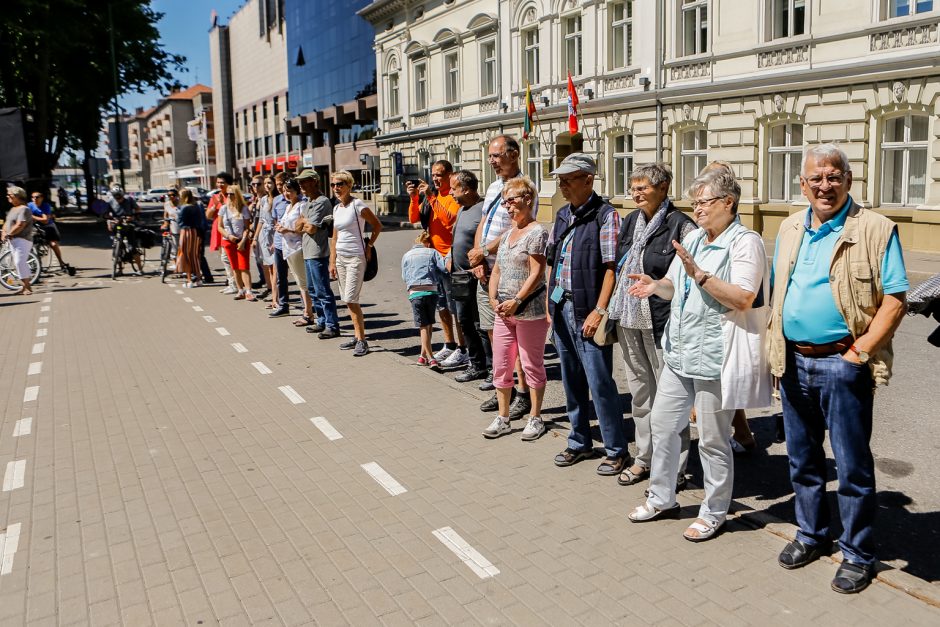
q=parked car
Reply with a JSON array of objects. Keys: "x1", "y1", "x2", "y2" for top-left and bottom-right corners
[{"x1": 139, "y1": 188, "x2": 171, "y2": 203}]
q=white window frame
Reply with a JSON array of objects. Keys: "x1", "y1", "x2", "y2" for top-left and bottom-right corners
[
  {"x1": 525, "y1": 141, "x2": 541, "y2": 190},
  {"x1": 413, "y1": 60, "x2": 428, "y2": 112},
  {"x1": 444, "y1": 50, "x2": 459, "y2": 105},
  {"x1": 387, "y1": 72, "x2": 400, "y2": 118},
  {"x1": 563, "y1": 14, "x2": 583, "y2": 77},
  {"x1": 611, "y1": 133, "x2": 634, "y2": 197},
  {"x1": 679, "y1": 128, "x2": 708, "y2": 196},
  {"x1": 767, "y1": 122, "x2": 804, "y2": 202},
  {"x1": 610, "y1": 1, "x2": 634, "y2": 69},
  {"x1": 522, "y1": 27, "x2": 540, "y2": 85},
  {"x1": 886, "y1": 0, "x2": 935, "y2": 19},
  {"x1": 447, "y1": 146, "x2": 462, "y2": 172},
  {"x1": 771, "y1": 0, "x2": 807, "y2": 39},
  {"x1": 480, "y1": 38, "x2": 497, "y2": 97},
  {"x1": 418, "y1": 149, "x2": 432, "y2": 183},
  {"x1": 881, "y1": 113, "x2": 929, "y2": 206},
  {"x1": 680, "y1": 0, "x2": 709, "y2": 57}
]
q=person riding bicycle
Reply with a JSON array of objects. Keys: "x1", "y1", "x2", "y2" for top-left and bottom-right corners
[
  {"x1": 28, "y1": 190, "x2": 75, "y2": 275},
  {"x1": 105, "y1": 185, "x2": 143, "y2": 274}
]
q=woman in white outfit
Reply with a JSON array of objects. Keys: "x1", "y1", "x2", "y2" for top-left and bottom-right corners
[{"x1": 2, "y1": 186, "x2": 34, "y2": 295}]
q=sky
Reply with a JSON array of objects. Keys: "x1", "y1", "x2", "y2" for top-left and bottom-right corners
[{"x1": 120, "y1": 0, "x2": 245, "y2": 114}]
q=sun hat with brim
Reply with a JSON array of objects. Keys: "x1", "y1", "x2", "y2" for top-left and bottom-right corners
[
  {"x1": 295, "y1": 169, "x2": 320, "y2": 182},
  {"x1": 550, "y1": 152, "x2": 596, "y2": 176}
]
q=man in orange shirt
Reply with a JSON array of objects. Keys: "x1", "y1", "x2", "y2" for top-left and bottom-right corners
[{"x1": 407, "y1": 160, "x2": 467, "y2": 366}]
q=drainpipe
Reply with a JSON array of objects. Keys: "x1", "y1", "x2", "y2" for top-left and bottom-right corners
[{"x1": 654, "y1": 0, "x2": 664, "y2": 163}]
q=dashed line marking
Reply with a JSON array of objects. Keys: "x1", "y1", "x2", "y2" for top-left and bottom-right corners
[
  {"x1": 310, "y1": 417, "x2": 343, "y2": 441},
  {"x1": 174, "y1": 289, "x2": 184, "y2": 294},
  {"x1": 251, "y1": 362, "x2": 272, "y2": 374},
  {"x1": 0, "y1": 523, "x2": 22, "y2": 575},
  {"x1": 432, "y1": 527, "x2": 500, "y2": 579},
  {"x1": 193, "y1": 306, "x2": 203, "y2": 312},
  {"x1": 40, "y1": 306, "x2": 49, "y2": 312},
  {"x1": 42, "y1": 297, "x2": 51, "y2": 303},
  {"x1": 35, "y1": 328, "x2": 47, "y2": 337},
  {"x1": 231, "y1": 343, "x2": 248, "y2": 353},
  {"x1": 23, "y1": 387, "x2": 39, "y2": 403},
  {"x1": 38, "y1": 316, "x2": 49, "y2": 324},
  {"x1": 12, "y1": 418, "x2": 31, "y2": 437},
  {"x1": 202, "y1": 315, "x2": 216, "y2": 323},
  {"x1": 31, "y1": 343, "x2": 45, "y2": 355},
  {"x1": 361, "y1": 462, "x2": 407, "y2": 496},
  {"x1": 27, "y1": 362, "x2": 42, "y2": 376},
  {"x1": 278, "y1": 385, "x2": 305, "y2": 404},
  {"x1": 2, "y1": 461, "x2": 26, "y2": 492},
  {"x1": 215, "y1": 327, "x2": 230, "y2": 336},
  {"x1": 183, "y1": 297, "x2": 193, "y2": 303}
]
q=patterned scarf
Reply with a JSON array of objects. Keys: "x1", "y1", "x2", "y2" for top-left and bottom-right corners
[{"x1": 610, "y1": 199, "x2": 670, "y2": 329}]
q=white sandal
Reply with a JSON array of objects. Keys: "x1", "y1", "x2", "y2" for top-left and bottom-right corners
[
  {"x1": 683, "y1": 518, "x2": 723, "y2": 542},
  {"x1": 628, "y1": 502, "x2": 680, "y2": 523}
]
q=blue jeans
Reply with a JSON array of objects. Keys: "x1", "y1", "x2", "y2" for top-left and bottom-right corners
[
  {"x1": 780, "y1": 348, "x2": 876, "y2": 565},
  {"x1": 305, "y1": 257, "x2": 339, "y2": 330},
  {"x1": 552, "y1": 299, "x2": 627, "y2": 459}
]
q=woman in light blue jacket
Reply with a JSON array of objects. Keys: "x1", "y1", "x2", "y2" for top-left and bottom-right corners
[{"x1": 625, "y1": 168, "x2": 768, "y2": 542}]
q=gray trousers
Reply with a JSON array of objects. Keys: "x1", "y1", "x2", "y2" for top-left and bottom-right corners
[
  {"x1": 617, "y1": 326, "x2": 689, "y2": 473},
  {"x1": 647, "y1": 365, "x2": 734, "y2": 526}
]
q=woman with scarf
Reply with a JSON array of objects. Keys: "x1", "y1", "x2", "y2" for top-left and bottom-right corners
[{"x1": 609, "y1": 163, "x2": 696, "y2": 488}]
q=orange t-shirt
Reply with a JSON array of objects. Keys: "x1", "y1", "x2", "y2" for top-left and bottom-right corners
[{"x1": 409, "y1": 192, "x2": 459, "y2": 256}]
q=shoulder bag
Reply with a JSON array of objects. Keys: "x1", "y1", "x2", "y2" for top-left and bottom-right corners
[{"x1": 352, "y1": 201, "x2": 378, "y2": 281}]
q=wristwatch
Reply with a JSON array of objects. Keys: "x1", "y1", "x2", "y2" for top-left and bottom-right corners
[
  {"x1": 513, "y1": 296, "x2": 523, "y2": 306},
  {"x1": 594, "y1": 306, "x2": 607, "y2": 316},
  {"x1": 697, "y1": 272, "x2": 713, "y2": 287},
  {"x1": 850, "y1": 344, "x2": 870, "y2": 364}
]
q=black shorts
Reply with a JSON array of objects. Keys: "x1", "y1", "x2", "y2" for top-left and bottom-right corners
[
  {"x1": 43, "y1": 224, "x2": 61, "y2": 242},
  {"x1": 410, "y1": 294, "x2": 438, "y2": 327}
]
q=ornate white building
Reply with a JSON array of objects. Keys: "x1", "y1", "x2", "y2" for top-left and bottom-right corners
[{"x1": 360, "y1": 0, "x2": 940, "y2": 252}]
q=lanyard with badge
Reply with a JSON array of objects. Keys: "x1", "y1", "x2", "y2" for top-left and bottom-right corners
[
  {"x1": 549, "y1": 229, "x2": 576, "y2": 304},
  {"x1": 480, "y1": 190, "x2": 504, "y2": 246}
]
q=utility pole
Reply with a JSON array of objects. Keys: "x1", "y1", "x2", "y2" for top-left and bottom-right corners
[{"x1": 108, "y1": 3, "x2": 126, "y2": 189}]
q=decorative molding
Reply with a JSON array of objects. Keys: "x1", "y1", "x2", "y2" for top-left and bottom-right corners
[
  {"x1": 774, "y1": 94, "x2": 785, "y2": 113},
  {"x1": 411, "y1": 112, "x2": 429, "y2": 126},
  {"x1": 669, "y1": 61, "x2": 711, "y2": 81},
  {"x1": 757, "y1": 45, "x2": 809, "y2": 68},
  {"x1": 892, "y1": 81, "x2": 906, "y2": 103},
  {"x1": 603, "y1": 74, "x2": 636, "y2": 91},
  {"x1": 443, "y1": 107, "x2": 461, "y2": 120},
  {"x1": 870, "y1": 22, "x2": 939, "y2": 51},
  {"x1": 479, "y1": 99, "x2": 499, "y2": 113}
]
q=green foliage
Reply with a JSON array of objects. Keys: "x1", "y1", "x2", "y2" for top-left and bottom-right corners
[{"x1": 0, "y1": 0, "x2": 185, "y2": 175}]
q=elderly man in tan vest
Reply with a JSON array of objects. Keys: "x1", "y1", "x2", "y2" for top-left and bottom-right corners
[{"x1": 768, "y1": 143, "x2": 908, "y2": 594}]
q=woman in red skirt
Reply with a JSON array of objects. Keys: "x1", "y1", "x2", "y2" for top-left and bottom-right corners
[{"x1": 218, "y1": 185, "x2": 255, "y2": 300}]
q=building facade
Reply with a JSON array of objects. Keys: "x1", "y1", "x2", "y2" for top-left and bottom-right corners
[
  {"x1": 145, "y1": 85, "x2": 216, "y2": 189},
  {"x1": 360, "y1": 0, "x2": 940, "y2": 252}
]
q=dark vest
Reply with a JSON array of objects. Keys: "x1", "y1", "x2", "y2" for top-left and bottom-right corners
[
  {"x1": 616, "y1": 202, "x2": 696, "y2": 347},
  {"x1": 548, "y1": 193, "x2": 616, "y2": 326}
]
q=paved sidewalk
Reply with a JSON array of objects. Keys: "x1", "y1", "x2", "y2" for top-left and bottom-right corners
[{"x1": 0, "y1": 243, "x2": 938, "y2": 624}]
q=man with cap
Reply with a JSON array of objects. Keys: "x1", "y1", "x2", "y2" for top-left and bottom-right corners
[
  {"x1": 296, "y1": 169, "x2": 340, "y2": 339},
  {"x1": 104, "y1": 185, "x2": 144, "y2": 275},
  {"x1": 548, "y1": 153, "x2": 629, "y2": 477}
]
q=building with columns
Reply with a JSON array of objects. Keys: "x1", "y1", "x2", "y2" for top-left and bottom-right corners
[{"x1": 360, "y1": 0, "x2": 940, "y2": 252}]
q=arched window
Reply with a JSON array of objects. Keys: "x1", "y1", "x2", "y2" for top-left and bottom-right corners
[
  {"x1": 768, "y1": 122, "x2": 803, "y2": 202},
  {"x1": 447, "y1": 146, "x2": 463, "y2": 172},
  {"x1": 882, "y1": 113, "x2": 928, "y2": 206},
  {"x1": 679, "y1": 128, "x2": 708, "y2": 196},
  {"x1": 611, "y1": 133, "x2": 634, "y2": 197}
]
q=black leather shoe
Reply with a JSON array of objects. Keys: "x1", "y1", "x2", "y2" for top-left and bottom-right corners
[
  {"x1": 268, "y1": 307, "x2": 289, "y2": 318},
  {"x1": 455, "y1": 365, "x2": 488, "y2": 383},
  {"x1": 305, "y1": 323, "x2": 325, "y2": 334},
  {"x1": 318, "y1": 327, "x2": 340, "y2": 339},
  {"x1": 778, "y1": 539, "x2": 832, "y2": 570},
  {"x1": 480, "y1": 389, "x2": 513, "y2": 413},
  {"x1": 508, "y1": 393, "x2": 531, "y2": 420},
  {"x1": 831, "y1": 561, "x2": 873, "y2": 594}
]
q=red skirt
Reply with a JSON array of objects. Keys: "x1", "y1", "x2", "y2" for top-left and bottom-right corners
[{"x1": 221, "y1": 238, "x2": 251, "y2": 271}]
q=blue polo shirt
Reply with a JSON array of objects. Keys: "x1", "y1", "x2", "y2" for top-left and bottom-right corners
[
  {"x1": 271, "y1": 194, "x2": 288, "y2": 250},
  {"x1": 774, "y1": 197, "x2": 909, "y2": 344},
  {"x1": 28, "y1": 201, "x2": 54, "y2": 224}
]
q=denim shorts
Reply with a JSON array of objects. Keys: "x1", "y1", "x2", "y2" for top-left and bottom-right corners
[{"x1": 410, "y1": 294, "x2": 438, "y2": 327}]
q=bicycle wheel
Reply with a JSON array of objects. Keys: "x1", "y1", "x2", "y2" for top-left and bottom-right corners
[
  {"x1": 111, "y1": 239, "x2": 122, "y2": 280},
  {"x1": 28, "y1": 250, "x2": 42, "y2": 283},
  {"x1": 160, "y1": 239, "x2": 170, "y2": 282},
  {"x1": 0, "y1": 250, "x2": 18, "y2": 291}
]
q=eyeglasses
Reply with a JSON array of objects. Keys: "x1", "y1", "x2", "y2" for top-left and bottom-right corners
[
  {"x1": 330, "y1": 182, "x2": 346, "y2": 188},
  {"x1": 487, "y1": 151, "x2": 508, "y2": 161},
  {"x1": 501, "y1": 194, "x2": 528, "y2": 206},
  {"x1": 803, "y1": 174, "x2": 846, "y2": 189},
  {"x1": 690, "y1": 196, "x2": 726, "y2": 209},
  {"x1": 629, "y1": 185, "x2": 653, "y2": 194}
]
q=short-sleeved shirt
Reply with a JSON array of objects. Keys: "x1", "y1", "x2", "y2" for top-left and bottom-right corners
[
  {"x1": 333, "y1": 198, "x2": 368, "y2": 258},
  {"x1": 480, "y1": 174, "x2": 536, "y2": 265},
  {"x1": 271, "y1": 194, "x2": 289, "y2": 250},
  {"x1": 28, "y1": 201, "x2": 54, "y2": 224},
  {"x1": 220, "y1": 205, "x2": 250, "y2": 239},
  {"x1": 108, "y1": 197, "x2": 138, "y2": 218},
  {"x1": 451, "y1": 201, "x2": 484, "y2": 272},
  {"x1": 178, "y1": 204, "x2": 203, "y2": 229},
  {"x1": 279, "y1": 202, "x2": 304, "y2": 257},
  {"x1": 775, "y1": 198, "x2": 909, "y2": 344},
  {"x1": 5, "y1": 206, "x2": 34, "y2": 241},
  {"x1": 164, "y1": 202, "x2": 180, "y2": 234},
  {"x1": 495, "y1": 224, "x2": 549, "y2": 321},
  {"x1": 301, "y1": 195, "x2": 333, "y2": 259}
]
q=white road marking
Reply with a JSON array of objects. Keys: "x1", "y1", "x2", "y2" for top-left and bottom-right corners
[
  {"x1": 361, "y1": 462, "x2": 407, "y2": 496},
  {"x1": 432, "y1": 527, "x2": 500, "y2": 579},
  {"x1": 35, "y1": 328, "x2": 47, "y2": 337},
  {"x1": 38, "y1": 316, "x2": 48, "y2": 324},
  {"x1": 12, "y1": 418, "x2": 32, "y2": 437},
  {"x1": 174, "y1": 289, "x2": 184, "y2": 294},
  {"x1": 278, "y1": 385, "x2": 305, "y2": 404},
  {"x1": 202, "y1": 315, "x2": 216, "y2": 323},
  {"x1": 192, "y1": 306, "x2": 203, "y2": 312},
  {"x1": 183, "y1": 297, "x2": 193, "y2": 303},
  {"x1": 27, "y1": 362, "x2": 42, "y2": 376},
  {"x1": 251, "y1": 362, "x2": 272, "y2": 374},
  {"x1": 42, "y1": 297, "x2": 51, "y2": 302},
  {"x1": 31, "y1": 343, "x2": 44, "y2": 355},
  {"x1": 310, "y1": 417, "x2": 343, "y2": 441},
  {"x1": 40, "y1": 306, "x2": 50, "y2": 312},
  {"x1": 0, "y1": 523, "x2": 22, "y2": 575},
  {"x1": 231, "y1": 343, "x2": 248, "y2": 353},
  {"x1": 2, "y1": 461, "x2": 26, "y2": 492},
  {"x1": 23, "y1": 387, "x2": 39, "y2": 403},
  {"x1": 215, "y1": 327, "x2": 230, "y2": 336}
]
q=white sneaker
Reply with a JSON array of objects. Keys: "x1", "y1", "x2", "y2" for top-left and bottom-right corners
[
  {"x1": 441, "y1": 347, "x2": 469, "y2": 368},
  {"x1": 482, "y1": 416, "x2": 511, "y2": 439},
  {"x1": 433, "y1": 346, "x2": 454, "y2": 361},
  {"x1": 221, "y1": 286, "x2": 238, "y2": 295},
  {"x1": 521, "y1": 416, "x2": 545, "y2": 441}
]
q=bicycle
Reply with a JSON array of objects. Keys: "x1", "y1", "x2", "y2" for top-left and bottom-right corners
[
  {"x1": 109, "y1": 217, "x2": 146, "y2": 279},
  {"x1": 159, "y1": 220, "x2": 177, "y2": 283},
  {"x1": 0, "y1": 219, "x2": 42, "y2": 291}
]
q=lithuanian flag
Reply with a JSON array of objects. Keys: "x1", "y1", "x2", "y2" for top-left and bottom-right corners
[{"x1": 523, "y1": 83, "x2": 537, "y2": 139}]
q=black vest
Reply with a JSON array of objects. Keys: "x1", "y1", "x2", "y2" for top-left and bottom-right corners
[
  {"x1": 548, "y1": 193, "x2": 616, "y2": 327},
  {"x1": 616, "y1": 202, "x2": 696, "y2": 347}
]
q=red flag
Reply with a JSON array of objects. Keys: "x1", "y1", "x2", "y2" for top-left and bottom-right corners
[{"x1": 566, "y1": 72, "x2": 579, "y2": 134}]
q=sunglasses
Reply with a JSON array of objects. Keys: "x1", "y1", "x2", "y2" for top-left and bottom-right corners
[{"x1": 330, "y1": 182, "x2": 346, "y2": 188}]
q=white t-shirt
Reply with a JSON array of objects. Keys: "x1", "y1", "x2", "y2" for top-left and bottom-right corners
[
  {"x1": 334, "y1": 198, "x2": 369, "y2": 257},
  {"x1": 220, "y1": 205, "x2": 250, "y2": 239},
  {"x1": 164, "y1": 202, "x2": 180, "y2": 234},
  {"x1": 280, "y1": 201, "x2": 305, "y2": 257}
]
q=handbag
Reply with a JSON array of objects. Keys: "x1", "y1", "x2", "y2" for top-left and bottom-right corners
[
  {"x1": 352, "y1": 201, "x2": 379, "y2": 282},
  {"x1": 593, "y1": 311, "x2": 617, "y2": 346},
  {"x1": 449, "y1": 270, "x2": 474, "y2": 300}
]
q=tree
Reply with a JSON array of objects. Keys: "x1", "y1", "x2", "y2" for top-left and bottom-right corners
[{"x1": 0, "y1": 0, "x2": 185, "y2": 196}]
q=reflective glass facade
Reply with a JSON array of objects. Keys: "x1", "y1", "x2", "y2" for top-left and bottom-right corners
[{"x1": 285, "y1": 0, "x2": 376, "y2": 118}]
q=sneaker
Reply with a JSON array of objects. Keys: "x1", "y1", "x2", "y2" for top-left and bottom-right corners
[
  {"x1": 339, "y1": 338, "x2": 358, "y2": 350},
  {"x1": 482, "y1": 416, "x2": 511, "y2": 439},
  {"x1": 222, "y1": 286, "x2": 238, "y2": 295},
  {"x1": 479, "y1": 392, "x2": 503, "y2": 413},
  {"x1": 521, "y1": 416, "x2": 546, "y2": 441},
  {"x1": 416, "y1": 356, "x2": 429, "y2": 366},
  {"x1": 268, "y1": 307, "x2": 290, "y2": 318},
  {"x1": 428, "y1": 358, "x2": 440, "y2": 369},
  {"x1": 305, "y1": 323, "x2": 326, "y2": 334},
  {"x1": 508, "y1": 393, "x2": 532, "y2": 421},
  {"x1": 318, "y1": 327, "x2": 340, "y2": 339},
  {"x1": 455, "y1": 365, "x2": 488, "y2": 383},
  {"x1": 353, "y1": 340, "x2": 369, "y2": 357},
  {"x1": 183, "y1": 282, "x2": 193, "y2": 289},
  {"x1": 433, "y1": 346, "x2": 454, "y2": 361},
  {"x1": 479, "y1": 372, "x2": 495, "y2": 391},
  {"x1": 441, "y1": 348, "x2": 469, "y2": 368}
]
